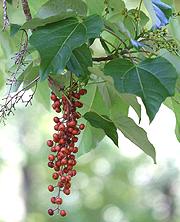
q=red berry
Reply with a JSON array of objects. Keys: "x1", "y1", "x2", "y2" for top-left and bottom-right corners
[
  {"x1": 61, "y1": 158, "x2": 67, "y2": 165},
  {"x1": 65, "y1": 182, "x2": 71, "y2": 189},
  {"x1": 73, "y1": 93, "x2": 80, "y2": 99},
  {"x1": 63, "y1": 188, "x2": 70, "y2": 195},
  {"x1": 58, "y1": 170, "x2": 63, "y2": 176},
  {"x1": 48, "y1": 185, "x2": 54, "y2": 192},
  {"x1": 48, "y1": 162, "x2": 54, "y2": 168},
  {"x1": 68, "y1": 159, "x2": 74, "y2": 165},
  {"x1": 53, "y1": 117, "x2": 59, "y2": 123},
  {"x1": 72, "y1": 129, "x2": 79, "y2": 135},
  {"x1": 61, "y1": 176, "x2": 66, "y2": 183},
  {"x1": 54, "y1": 124, "x2": 59, "y2": 131},
  {"x1": 55, "y1": 160, "x2": 61, "y2": 167},
  {"x1": 72, "y1": 137, "x2": 78, "y2": 142},
  {"x1": 54, "y1": 165, "x2": 60, "y2": 171},
  {"x1": 47, "y1": 140, "x2": 53, "y2": 147},
  {"x1": 79, "y1": 123, "x2": 85, "y2": 130},
  {"x1": 67, "y1": 120, "x2": 77, "y2": 127},
  {"x1": 68, "y1": 127, "x2": 73, "y2": 133},
  {"x1": 59, "y1": 138, "x2": 65, "y2": 145},
  {"x1": 55, "y1": 107, "x2": 61, "y2": 113},
  {"x1": 73, "y1": 147, "x2": 78, "y2": 153},
  {"x1": 51, "y1": 197, "x2": 56, "y2": 204},
  {"x1": 62, "y1": 95, "x2": 66, "y2": 102},
  {"x1": 48, "y1": 154, "x2": 55, "y2": 161},
  {"x1": 55, "y1": 145, "x2": 61, "y2": 152},
  {"x1": 52, "y1": 173, "x2": 59, "y2": 180},
  {"x1": 74, "y1": 101, "x2": 83, "y2": 108},
  {"x1": 72, "y1": 170, "x2": 77, "y2": 176},
  {"x1": 48, "y1": 209, "x2": 54, "y2": 216},
  {"x1": 66, "y1": 175, "x2": 71, "y2": 181},
  {"x1": 60, "y1": 210, "x2": 67, "y2": 217},
  {"x1": 58, "y1": 181, "x2": 64, "y2": 188},
  {"x1": 51, "y1": 147, "x2": 56, "y2": 152},
  {"x1": 54, "y1": 100, "x2": 60, "y2": 107},
  {"x1": 51, "y1": 93, "x2": 57, "y2": 101},
  {"x1": 56, "y1": 197, "x2": 62, "y2": 205},
  {"x1": 59, "y1": 124, "x2": 65, "y2": 131},
  {"x1": 79, "y1": 89, "x2": 87, "y2": 95}
]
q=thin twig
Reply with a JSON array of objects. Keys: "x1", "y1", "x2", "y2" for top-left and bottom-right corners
[
  {"x1": 0, "y1": 76, "x2": 40, "y2": 124},
  {"x1": 21, "y1": 0, "x2": 32, "y2": 21},
  {"x1": 104, "y1": 27, "x2": 128, "y2": 48},
  {"x1": 2, "y1": 0, "x2": 9, "y2": 30},
  {"x1": 92, "y1": 55, "x2": 116, "y2": 62}
]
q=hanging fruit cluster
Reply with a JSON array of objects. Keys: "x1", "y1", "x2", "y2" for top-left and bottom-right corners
[{"x1": 46, "y1": 85, "x2": 87, "y2": 217}]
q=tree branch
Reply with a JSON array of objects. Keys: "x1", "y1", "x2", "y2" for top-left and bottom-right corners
[
  {"x1": 21, "y1": 0, "x2": 32, "y2": 21},
  {"x1": 92, "y1": 55, "x2": 116, "y2": 62}
]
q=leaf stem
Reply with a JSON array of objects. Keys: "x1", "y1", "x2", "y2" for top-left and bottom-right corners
[{"x1": 104, "y1": 27, "x2": 127, "y2": 48}]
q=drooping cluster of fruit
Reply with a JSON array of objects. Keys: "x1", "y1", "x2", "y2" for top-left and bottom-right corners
[{"x1": 47, "y1": 86, "x2": 87, "y2": 217}]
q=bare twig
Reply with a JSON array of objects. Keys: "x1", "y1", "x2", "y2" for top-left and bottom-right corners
[
  {"x1": 21, "y1": 0, "x2": 32, "y2": 21},
  {"x1": 0, "y1": 76, "x2": 40, "y2": 124},
  {"x1": 2, "y1": 0, "x2": 9, "y2": 30},
  {"x1": 0, "y1": 0, "x2": 39, "y2": 125}
]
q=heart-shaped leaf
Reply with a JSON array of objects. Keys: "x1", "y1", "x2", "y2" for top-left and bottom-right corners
[
  {"x1": 29, "y1": 17, "x2": 87, "y2": 80},
  {"x1": 104, "y1": 57, "x2": 178, "y2": 122}
]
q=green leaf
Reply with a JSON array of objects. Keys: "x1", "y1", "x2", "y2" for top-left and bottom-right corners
[
  {"x1": 104, "y1": 57, "x2": 178, "y2": 122},
  {"x1": 123, "y1": 10, "x2": 149, "y2": 38},
  {"x1": 10, "y1": 24, "x2": 21, "y2": 36},
  {"x1": 84, "y1": 15, "x2": 104, "y2": 39},
  {"x1": 113, "y1": 115, "x2": 156, "y2": 163},
  {"x1": 23, "y1": 66, "x2": 39, "y2": 89},
  {"x1": 22, "y1": 0, "x2": 88, "y2": 30},
  {"x1": 89, "y1": 66, "x2": 141, "y2": 120},
  {"x1": 84, "y1": 111, "x2": 118, "y2": 146},
  {"x1": 85, "y1": 0, "x2": 104, "y2": 15},
  {"x1": 122, "y1": 94, "x2": 141, "y2": 122},
  {"x1": 36, "y1": 0, "x2": 87, "y2": 19},
  {"x1": 67, "y1": 44, "x2": 92, "y2": 78},
  {"x1": 128, "y1": 10, "x2": 149, "y2": 28},
  {"x1": 78, "y1": 84, "x2": 107, "y2": 156},
  {"x1": 159, "y1": 49, "x2": 180, "y2": 75},
  {"x1": 35, "y1": 81, "x2": 51, "y2": 110},
  {"x1": 171, "y1": 78, "x2": 180, "y2": 141},
  {"x1": 29, "y1": 17, "x2": 87, "y2": 80},
  {"x1": 172, "y1": 96, "x2": 180, "y2": 142},
  {"x1": 22, "y1": 15, "x2": 74, "y2": 30},
  {"x1": 28, "y1": 0, "x2": 48, "y2": 16}
]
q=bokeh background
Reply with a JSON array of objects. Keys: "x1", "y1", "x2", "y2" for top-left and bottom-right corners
[{"x1": 0, "y1": 0, "x2": 180, "y2": 222}]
